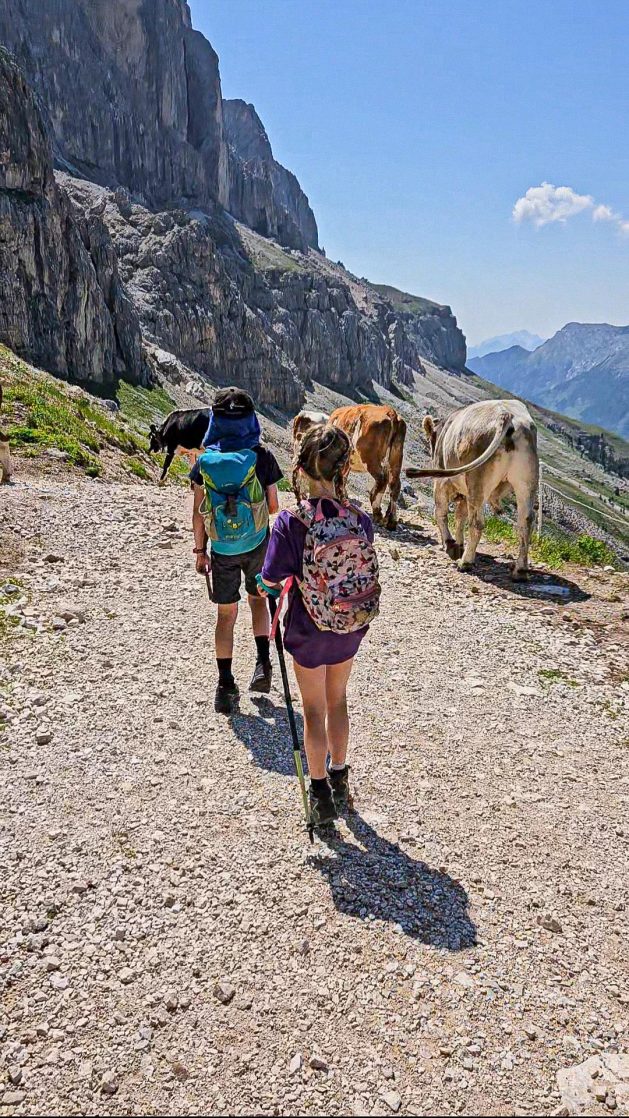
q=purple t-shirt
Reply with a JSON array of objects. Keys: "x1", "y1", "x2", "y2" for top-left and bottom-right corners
[{"x1": 262, "y1": 498, "x2": 375, "y2": 669}]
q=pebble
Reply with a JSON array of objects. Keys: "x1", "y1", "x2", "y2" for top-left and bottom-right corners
[
  {"x1": 289, "y1": 1054, "x2": 303, "y2": 1074},
  {"x1": 119, "y1": 966, "x2": 134, "y2": 984},
  {"x1": 539, "y1": 914, "x2": 563, "y2": 934},
  {"x1": 100, "y1": 1071, "x2": 119, "y2": 1096},
  {"x1": 381, "y1": 1090, "x2": 402, "y2": 1113},
  {"x1": 309, "y1": 1056, "x2": 329, "y2": 1072},
  {"x1": 35, "y1": 727, "x2": 54, "y2": 745},
  {"x1": 213, "y1": 980, "x2": 235, "y2": 1006}
]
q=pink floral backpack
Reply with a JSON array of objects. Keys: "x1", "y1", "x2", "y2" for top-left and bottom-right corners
[{"x1": 272, "y1": 498, "x2": 381, "y2": 635}]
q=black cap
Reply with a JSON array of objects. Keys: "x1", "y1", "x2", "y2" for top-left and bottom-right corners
[{"x1": 212, "y1": 387, "x2": 255, "y2": 417}]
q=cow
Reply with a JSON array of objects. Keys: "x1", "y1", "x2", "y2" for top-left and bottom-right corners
[
  {"x1": 292, "y1": 410, "x2": 329, "y2": 446},
  {"x1": 292, "y1": 404, "x2": 407, "y2": 529},
  {"x1": 406, "y1": 399, "x2": 539, "y2": 580},
  {"x1": 149, "y1": 408, "x2": 211, "y2": 484},
  {"x1": 0, "y1": 384, "x2": 11, "y2": 484}
]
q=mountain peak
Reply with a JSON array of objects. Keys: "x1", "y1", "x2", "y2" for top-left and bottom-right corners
[{"x1": 467, "y1": 330, "x2": 545, "y2": 360}]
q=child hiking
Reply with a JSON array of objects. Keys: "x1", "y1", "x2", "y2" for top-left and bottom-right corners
[
  {"x1": 258, "y1": 424, "x2": 380, "y2": 829},
  {"x1": 190, "y1": 387, "x2": 282, "y2": 714}
]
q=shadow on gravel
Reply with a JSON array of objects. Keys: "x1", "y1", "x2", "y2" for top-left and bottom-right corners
[
  {"x1": 230, "y1": 696, "x2": 306, "y2": 777},
  {"x1": 312, "y1": 812, "x2": 476, "y2": 950},
  {"x1": 462, "y1": 553, "x2": 590, "y2": 602}
]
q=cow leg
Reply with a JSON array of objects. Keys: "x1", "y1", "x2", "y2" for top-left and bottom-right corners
[
  {"x1": 158, "y1": 447, "x2": 175, "y2": 486},
  {"x1": 453, "y1": 495, "x2": 467, "y2": 560},
  {"x1": 458, "y1": 480, "x2": 484, "y2": 570},
  {"x1": 511, "y1": 476, "x2": 536, "y2": 581},
  {"x1": 369, "y1": 473, "x2": 388, "y2": 524},
  {"x1": 435, "y1": 482, "x2": 458, "y2": 558}
]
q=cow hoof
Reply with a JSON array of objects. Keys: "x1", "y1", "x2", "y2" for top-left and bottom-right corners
[
  {"x1": 511, "y1": 568, "x2": 529, "y2": 582},
  {"x1": 445, "y1": 540, "x2": 459, "y2": 559},
  {"x1": 457, "y1": 559, "x2": 473, "y2": 572},
  {"x1": 385, "y1": 518, "x2": 398, "y2": 532},
  {"x1": 372, "y1": 509, "x2": 384, "y2": 525},
  {"x1": 158, "y1": 479, "x2": 167, "y2": 488}
]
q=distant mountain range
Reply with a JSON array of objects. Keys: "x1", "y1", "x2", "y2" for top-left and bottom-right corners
[
  {"x1": 467, "y1": 330, "x2": 545, "y2": 360},
  {"x1": 467, "y1": 322, "x2": 629, "y2": 438}
]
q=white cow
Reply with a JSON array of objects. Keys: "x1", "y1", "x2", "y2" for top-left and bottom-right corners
[{"x1": 406, "y1": 399, "x2": 539, "y2": 580}]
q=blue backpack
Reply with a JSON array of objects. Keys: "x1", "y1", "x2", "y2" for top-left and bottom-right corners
[{"x1": 198, "y1": 448, "x2": 268, "y2": 555}]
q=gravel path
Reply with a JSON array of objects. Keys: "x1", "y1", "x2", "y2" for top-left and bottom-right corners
[{"x1": 1, "y1": 474, "x2": 628, "y2": 1116}]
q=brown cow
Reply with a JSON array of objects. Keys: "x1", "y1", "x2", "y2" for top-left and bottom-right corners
[
  {"x1": 406, "y1": 399, "x2": 539, "y2": 580},
  {"x1": 292, "y1": 404, "x2": 407, "y2": 528},
  {"x1": 330, "y1": 404, "x2": 407, "y2": 529}
]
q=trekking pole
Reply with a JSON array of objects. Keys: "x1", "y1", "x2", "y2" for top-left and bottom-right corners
[{"x1": 266, "y1": 593, "x2": 313, "y2": 843}]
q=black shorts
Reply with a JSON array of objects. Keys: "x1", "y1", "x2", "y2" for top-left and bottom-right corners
[{"x1": 210, "y1": 536, "x2": 269, "y2": 604}]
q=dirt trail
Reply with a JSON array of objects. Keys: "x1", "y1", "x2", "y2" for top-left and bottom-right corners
[{"x1": 1, "y1": 473, "x2": 628, "y2": 1116}]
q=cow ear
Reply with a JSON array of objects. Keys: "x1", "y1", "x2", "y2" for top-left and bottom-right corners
[
  {"x1": 423, "y1": 415, "x2": 436, "y2": 439},
  {"x1": 149, "y1": 423, "x2": 157, "y2": 433}
]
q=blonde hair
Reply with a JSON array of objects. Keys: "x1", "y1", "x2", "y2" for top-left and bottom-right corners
[{"x1": 292, "y1": 423, "x2": 351, "y2": 504}]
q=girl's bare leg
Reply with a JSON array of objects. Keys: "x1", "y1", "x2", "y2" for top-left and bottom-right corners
[
  {"x1": 292, "y1": 661, "x2": 328, "y2": 779},
  {"x1": 325, "y1": 658, "x2": 354, "y2": 767}
]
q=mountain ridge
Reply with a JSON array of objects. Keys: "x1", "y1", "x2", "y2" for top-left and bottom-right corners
[
  {"x1": 468, "y1": 330, "x2": 545, "y2": 360},
  {"x1": 468, "y1": 322, "x2": 629, "y2": 438}
]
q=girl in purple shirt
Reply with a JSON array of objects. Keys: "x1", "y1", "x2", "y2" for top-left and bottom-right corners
[{"x1": 259, "y1": 424, "x2": 374, "y2": 828}]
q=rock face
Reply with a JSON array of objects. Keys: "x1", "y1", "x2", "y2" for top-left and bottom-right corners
[
  {"x1": 223, "y1": 99, "x2": 318, "y2": 251},
  {"x1": 369, "y1": 283, "x2": 467, "y2": 370},
  {"x1": 0, "y1": 0, "x2": 468, "y2": 404},
  {"x1": 0, "y1": 47, "x2": 147, "y2": 389}
]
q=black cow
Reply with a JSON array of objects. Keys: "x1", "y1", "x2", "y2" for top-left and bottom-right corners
[{"x1": 149, "y1": 408, "x2": 211, "y2": 484}]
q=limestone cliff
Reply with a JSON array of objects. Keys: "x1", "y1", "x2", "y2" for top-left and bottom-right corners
[
  {"x1": 223, "y1": 99, "x2": 318, "y2": 251},
  {"x1": 0, "y1": 0, "x2": 468, "y2": 406},
  {"x1": 0, "y1": 47, "x2": 147, "y2": 389}
]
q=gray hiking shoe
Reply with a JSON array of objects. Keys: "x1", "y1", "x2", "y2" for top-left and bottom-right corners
[
  {"x1": 249, "y1": 659, "x2": 272, "y2": 693},
  {"x1": 328, "y1": 765, "x2": 352, "y2": 811},
  {"x1": 214, "y1": 679, "x2": 239, "y2": 715},
  {"x1": 308, "y1": 784, "x2": 338, "y2": 829}
]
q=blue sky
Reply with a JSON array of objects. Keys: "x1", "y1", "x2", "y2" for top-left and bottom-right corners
[{"x1": 189, "y1": 0, "x2": 629, "y2": 345}]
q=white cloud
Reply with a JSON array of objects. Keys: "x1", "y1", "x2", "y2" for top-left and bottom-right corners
[
  {"x1": 513, "y1": 182, "x2": 628, "y2": 238},
  {"x1": 512, "y1": 182, "x2": 593, "y2": 227},
  {"x1": 592, "y1": 203, "x2": 618, "y2": 222}
]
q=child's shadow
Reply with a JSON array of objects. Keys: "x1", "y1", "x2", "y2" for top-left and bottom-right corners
[
  {"x1": 312, "y1": 811, "x2": 476, "y2": 950},
  {"x1": 231, "y1": 696, "x2": 307, "y2": 777}
]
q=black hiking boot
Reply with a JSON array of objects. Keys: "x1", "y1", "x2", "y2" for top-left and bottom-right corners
[
  {"x1": 214, "y1": 678, "x2": 239, "y2": 715},
  {"x1": 328, "y1": 765, "x2": 352, "y2": 812},
  {"x1": 308, "y1": 782, "x2": 338, "y2": 830},
  {"x1": 249, "y1": 659, "x2": 273, "y2": 694}
]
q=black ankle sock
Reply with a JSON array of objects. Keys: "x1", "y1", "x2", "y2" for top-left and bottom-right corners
[
  {"x1": 255, "y1": 635, "x2": 270, "y2": 664},
  {"x1": 311, "y1": 776, "x2": 332, "y2": 798},
  {"x1": 217, "y1": 658, "x2": 234, "y2": 685}
]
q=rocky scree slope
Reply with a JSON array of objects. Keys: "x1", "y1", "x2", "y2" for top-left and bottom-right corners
[
  {"x1": 468, "y1": 323, "x2": 629, "y2": 439},
  {"x1": 0, "y1": 0, "x2": 466, "y2": 407}
]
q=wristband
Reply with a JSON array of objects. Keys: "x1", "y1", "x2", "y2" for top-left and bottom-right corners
[
  {"x1": 255, "y1": 573, "x2": 281, "y2": 598},
  {"x1": 193, "y1": 547, "x2": 207, "y2": 554}
]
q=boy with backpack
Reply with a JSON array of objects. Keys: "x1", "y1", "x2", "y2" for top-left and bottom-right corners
[
  {"x1": 257, "y1": 423, "x2": 380, "y2": 827},
  {"x1": 190, "y1": 388, "x2": 283, "y2": 714}
]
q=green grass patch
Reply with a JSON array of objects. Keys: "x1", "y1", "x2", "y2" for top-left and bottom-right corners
[
  {"x1": 123, "y1": 456, "x2": 150, "y2": 481},
  {"x1": 464, "y1": 511, "x2": 617, "y2": 569},
  {"x1": 0, "y1": 345, "x2": 157, "y2": 478},
  {"x1": 483, "y1": 515, "x2": 517, "y2": 544},
  {"x1": 538, "y1": 668, "x2": 579, "y2": 687},
  {"x1": 277, "y1": 477, "x2": 293, "y2": 492},
  {"x1": 117, "y1": 381, "x2": 175, "y2": 426}
]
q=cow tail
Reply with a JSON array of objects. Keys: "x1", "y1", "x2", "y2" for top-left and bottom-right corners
[
  {"x1": 406, "y1": 413, "x2": 512, "y2": 479},
  {"x1": 388, "y1": 414, "x2": 407, "y2": 494}
]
